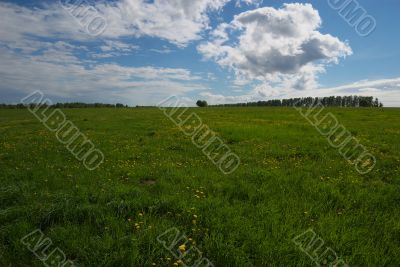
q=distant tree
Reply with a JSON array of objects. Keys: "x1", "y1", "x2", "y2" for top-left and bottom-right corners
[
  {"x1": 196, "y1": 100, "x2": 208, "y2": 107},
  {"x1": 116, "y1": 103, "x2": 124, "y2": 108},
  {"x1": 374, "y1": 98, "x2": 379, "y2": 107}
]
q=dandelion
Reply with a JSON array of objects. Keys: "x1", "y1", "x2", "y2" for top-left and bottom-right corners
[{"x1": 179, "y1": 244, "x2": 186, "y2": 252}]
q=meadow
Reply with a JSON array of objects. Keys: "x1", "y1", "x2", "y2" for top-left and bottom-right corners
[{"x1": 0, "y1": 107, "x2": 399, "y2": 266}]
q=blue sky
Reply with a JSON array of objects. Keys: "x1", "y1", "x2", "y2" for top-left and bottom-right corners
[{"x1": 1, "y1": 0, "x2": 400, "y2": 106}]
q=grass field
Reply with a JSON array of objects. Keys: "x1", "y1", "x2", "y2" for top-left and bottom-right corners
[{"x1": 1, "y1": 107, "x2": 399, "y2": 266}]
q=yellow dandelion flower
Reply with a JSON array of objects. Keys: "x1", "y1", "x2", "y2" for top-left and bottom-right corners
[{"x1": 179, "y1": 244, "x2": 186, "y2": 252}]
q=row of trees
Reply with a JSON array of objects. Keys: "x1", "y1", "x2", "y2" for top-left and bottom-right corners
[
  {"x1": 0, "y1": 102, "x2": 129, "y2": 109},
  {"x1": 0, "y1": 96, "x2": 383, "y2": 109},
  {"x1": 209, "y1": 96, "x2": 383, "y2": 108}
]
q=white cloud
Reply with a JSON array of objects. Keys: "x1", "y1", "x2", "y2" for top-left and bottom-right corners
[
  {"x1": 149, "y1": 46, "x2": 174, "y2": 54},
  {"x1": 0, "y1": 0, "x2": 262, "y2": 52},
  {"x1": 99, "y1": 0, "x2": 229, "y2": 46},
  {"x1": 0, "y1": 2, "x2": 94, "y2": 44},
  {"x1": 97, "y1": 0, "x2": 263, "y2": 46},
  {"x1": 236, "y1": 0, "x2": 264, "y2": 7},
  {"x1": 0, "y1": 1, "x2": 220, "y2": 105},
  {"x1": 90, "y1": 40, "x2": 140, "y2": 58},
  {"x1": 99, "y1": 40, "x2": 139, "y2": 52},
  {"x1": 198, "y1": 3, "x2": 352, "y2": 90},
  {"x1": 0, "y1": 46, "x2": 207, "y2": 105},
  {"x1": 4, "y1": 0, "x2": 254, "y2": 47}
]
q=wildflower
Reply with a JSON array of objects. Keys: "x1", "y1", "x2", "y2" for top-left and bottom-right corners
[{"x1": 179, "y1": 244, "x2": 186, "y2": 252}]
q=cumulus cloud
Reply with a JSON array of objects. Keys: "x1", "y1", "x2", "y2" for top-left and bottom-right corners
[
  {"x1": 97, "y1": 0, "x2": 263, "y2": 46},
  {"x1": 198, "y1": 3, "x2": 352, "y2": 90},
  {"x1": 98, "y1": 0, "x2": 228, "y2": 46},
  {"x1": 0, "y1": 0, "x2": 263, "y2": 52}
]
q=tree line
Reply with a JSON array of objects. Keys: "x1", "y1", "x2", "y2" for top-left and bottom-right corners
[
  {"x1": 0, "y1": 102, "x2": 129, "y2": 109},
  {"x1": 207, "y1": 96, "x2": 383, "y2": 108},
  {"x1": 0, "y1": 96, "x2": 384, "y2": 109}
]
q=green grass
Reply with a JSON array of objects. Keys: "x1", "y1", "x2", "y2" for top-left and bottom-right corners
[{"x1": 0, "y1": 107, "x2": 399, "y2": 266}]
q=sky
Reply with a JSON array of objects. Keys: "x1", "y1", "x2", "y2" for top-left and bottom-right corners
[{"x1": 0, "y1": 0, "x2": 400, "y2": 106}]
